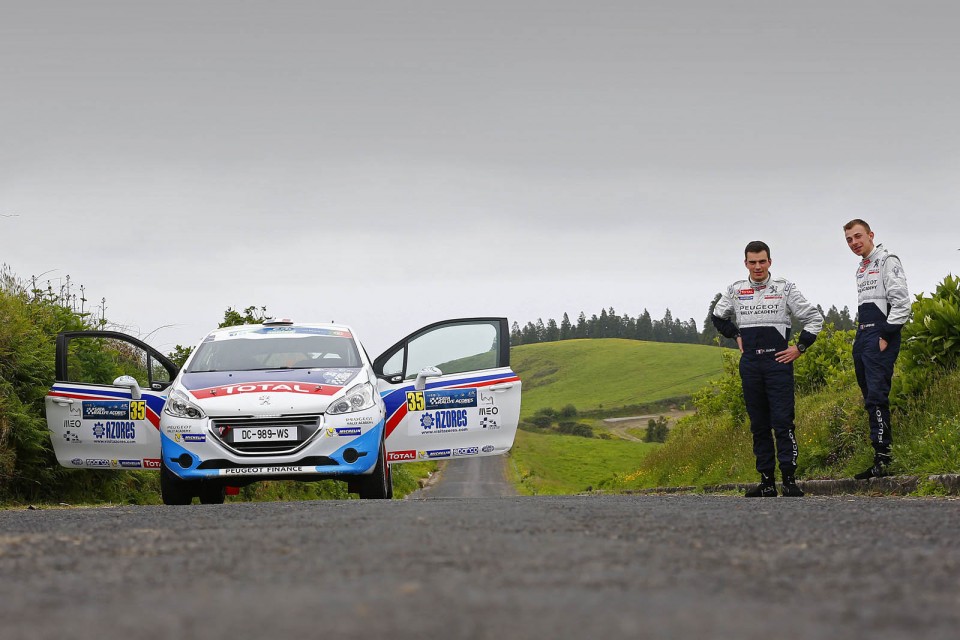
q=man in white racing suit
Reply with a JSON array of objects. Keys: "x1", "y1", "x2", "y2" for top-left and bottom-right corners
[
  {"x1": 843, "y1": 219, "x2": 910, "y2": 479},
  {"x1": 713, "y1": 241, "x2": 823, "y2": 497}
]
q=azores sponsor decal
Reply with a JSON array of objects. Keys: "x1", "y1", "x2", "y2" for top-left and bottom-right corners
[
  {"x1": 406, "y1": 389, "x2": 477, "y2": 411},
  {"x1": 92, "y1": 421, "x2": 136, "y2": 443},
  {"x1": 417, "y1": 409, "x2": 469, "y2": 434},
  {"x1": 387, "y1": 450, "x2": 416, "y2": 462}
]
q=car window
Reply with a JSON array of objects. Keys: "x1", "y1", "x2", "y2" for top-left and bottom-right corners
[
  {"x1": 187, "y1": 334, "x2": 361, "y2": 372},
  {"x1": 403, "y1": 322, "x2": 500, "y2": 379},
  {"x1": 64, "y1": 336, "x2": 155, "y2": 386}
]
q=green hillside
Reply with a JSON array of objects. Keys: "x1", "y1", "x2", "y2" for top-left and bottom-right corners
[{"x1": 511, "y1": 338, "x2": 724, "y2": 417}]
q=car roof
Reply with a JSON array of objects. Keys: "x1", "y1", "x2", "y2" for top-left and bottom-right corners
[{"x1": 202, "y1": 323, "x2": 356, "y2": 341}]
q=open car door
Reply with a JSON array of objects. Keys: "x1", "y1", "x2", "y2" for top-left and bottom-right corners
[
  {"x1": 373, "y1": 318, "x2": 521, "y2": 463},
  {"x1": 44, "y1": 331, "x2": 178, "y2": 470}
]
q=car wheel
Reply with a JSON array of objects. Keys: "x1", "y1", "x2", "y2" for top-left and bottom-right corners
[
  {"x1": 356, "y1": 440, "x2": 392, "y2": 500},
  {"x1": 198, "y1": 483, "x2": 225, "y2": 505},
  {"x1": 160, "y1": 464, "x2": 194, "y2": 505}
]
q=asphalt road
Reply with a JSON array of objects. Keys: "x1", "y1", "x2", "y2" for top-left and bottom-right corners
[
  {"x1": 3, "y1": 489, "x2": 959, "y2": 640},
  {"x1": 411, "y1": 455, "x2": 518, "y2": 498}
]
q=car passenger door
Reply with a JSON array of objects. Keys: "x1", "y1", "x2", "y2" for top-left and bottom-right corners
[
  {"x1": 373, "y1": 318, "x2": 521, "y2": 463},
  {"x1": 45, "y1": 331, "x2": 179, "y2": 470}
]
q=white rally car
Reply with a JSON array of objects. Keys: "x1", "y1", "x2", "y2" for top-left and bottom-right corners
[{"x1": 44, "y1": 318, "x2": 521, "y2": 504}]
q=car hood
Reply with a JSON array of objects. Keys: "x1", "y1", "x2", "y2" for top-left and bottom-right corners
[{"x1": 179, "y1": 368, "x2": 363, "y2": 415}]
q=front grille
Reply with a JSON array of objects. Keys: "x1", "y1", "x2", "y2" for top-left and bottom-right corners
[{"x1": 209, "y1": 414, "x2": 322, "y2": 456}]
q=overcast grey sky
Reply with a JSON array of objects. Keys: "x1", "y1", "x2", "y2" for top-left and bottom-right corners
[{"x1": 2, "y1": 1, "x2": 958, "y2": 356}]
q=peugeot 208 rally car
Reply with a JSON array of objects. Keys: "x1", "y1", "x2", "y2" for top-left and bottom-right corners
[{"x1": 44, "y1": 318, "x2": 521, "y2": 504}]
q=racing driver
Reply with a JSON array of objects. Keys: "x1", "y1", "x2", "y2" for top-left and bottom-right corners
[
  {"x1": 713, "y1": 240, "x2": 823, "y2": 497},
  {"x1": 843, "y1": 219, "x2": 910, "y2": 480}
]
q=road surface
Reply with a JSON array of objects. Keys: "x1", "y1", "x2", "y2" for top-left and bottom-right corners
[{"x1": 1, "y1": 494, "x2": 957, "y2": 639}]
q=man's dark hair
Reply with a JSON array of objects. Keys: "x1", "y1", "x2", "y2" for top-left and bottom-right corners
[
  {"x1": 843, "y1": 218, "x2": 871, "y2": 233},
  {"x1": 744, "y1": 240, "x2": 770, "y2": 260}
]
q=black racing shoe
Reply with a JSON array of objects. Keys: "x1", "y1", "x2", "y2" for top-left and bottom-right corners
[
  {"x1": 854, "y1": 463, "x2": 891, "y2": 480},
  {"x1": 744, "y1": 483, "x2": 778, "y2": 497},
  {"x1": 780, "y1": 476, "x2": 804, "y2": 497}
]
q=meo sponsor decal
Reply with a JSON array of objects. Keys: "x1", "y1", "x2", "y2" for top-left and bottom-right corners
[
  {"x1": 419, "y1": 449, "x2": 451, "y2": 459},
  {"x1": 453, "y1": 447, "x2": 479, "y2": 456},
  {"x1": 387, "y1": 450, "x2": 417, "y2": 462},
  {"x1": 82, "y1": 400, "x2": 131, "y2": 420}
]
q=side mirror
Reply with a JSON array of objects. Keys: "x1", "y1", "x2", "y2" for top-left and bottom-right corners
[
  {"x1": 414, "y1": 366, "x2": 443, "y2": 391},
  {"x1": 113, "y1": 375, "x2": 142, "y2": 400}
]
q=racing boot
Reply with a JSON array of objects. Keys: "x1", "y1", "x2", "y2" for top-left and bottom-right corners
[
  {"x1": 780, "y1": 474, "x2": 804, "y2": 497},
  {"x1": 744, "y1": 472, "x2": 777, "y2": 497},
  {"x1": 854, "y1": 452, "x2": 892, "y2": 480}
]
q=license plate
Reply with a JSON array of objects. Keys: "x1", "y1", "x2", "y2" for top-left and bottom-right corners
[{"x1": 232, "y1": 426, "x2": 298, "y2": 442}]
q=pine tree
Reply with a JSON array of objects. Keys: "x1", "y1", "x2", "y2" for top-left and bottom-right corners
[{"x1": 559, "y1": 312, "x2": 572, "y2": 340}]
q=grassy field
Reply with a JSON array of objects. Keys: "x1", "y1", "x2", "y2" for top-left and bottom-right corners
[
  {"x1": 507, "y1": 429, "x2": 661, "y2": 495},
  {"x1": 511, "y1": 338, "x2": 724, "y2": 417}
]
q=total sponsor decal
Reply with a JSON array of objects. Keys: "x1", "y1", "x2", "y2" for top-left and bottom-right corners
[
  {"x1": 387, "y1": 450, "x2": 417, "y2": 462},
  {"x1": 82, "y1": 400, "x2": 131, "y2": 420},
  {"x1": 92, "y1": 421, "x2": 136, "y2": 442},
  {"x1": 419, "y1": 449, "x2": 452, "y2": 459},
  {"x1": 738, "y1": 288, "x2": 755, "y2": 296},
  {"x1": 418, "y1": 409, "x2": 469, "y2": 433},
  {"x1": 189, "y1": 382, "x2": 340, "y2": 400},
  {"x1": 143, "y1": 458, "x2": 162, "y2": 469},
  {"x1": 453, "y1": 447, "x2": 479, "y2": 457},
  {"x1": 221, "y1": 466, "x2": 306, "y2": 476}
]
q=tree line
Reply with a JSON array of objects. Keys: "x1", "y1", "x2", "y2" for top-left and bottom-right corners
[{"x1": 510, "y1": 297, "x2": 857, "y2": 347}]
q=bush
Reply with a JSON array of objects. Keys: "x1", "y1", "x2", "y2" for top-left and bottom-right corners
[{"x1": 901, "y1": 274, "x2": 960, "y2": 393}]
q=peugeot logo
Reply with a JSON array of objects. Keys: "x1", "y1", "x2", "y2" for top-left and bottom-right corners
[{"x1": 259, "y1": 395, "x2": 271, "y2": 406}]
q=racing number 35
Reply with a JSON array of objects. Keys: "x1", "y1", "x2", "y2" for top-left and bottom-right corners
[
  {"x1": 406, "y1": 391, "x2": 425, "y2": 412},
  {"x1": 130, "y1": 400, "x2": 146, "y2": 420}
]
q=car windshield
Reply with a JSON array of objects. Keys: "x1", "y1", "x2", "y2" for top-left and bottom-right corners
[{"x1": 186, "y1": 334, "x2": 362, "y2": 372}]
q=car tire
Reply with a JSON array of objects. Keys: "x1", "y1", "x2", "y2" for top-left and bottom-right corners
[
  {"x1": 160, "y1": 464, "x2": 195, "y2": 505},
  {"x1": 198, "y1": 483, "x2": 226, "y2": 505},
  {"x1": 356, "y1": 439, "x2": 393, "y2": 500}
]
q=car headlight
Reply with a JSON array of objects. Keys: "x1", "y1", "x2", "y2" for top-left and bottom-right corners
[
  {"x1": 327, "y1": 382, "x2": 375, "y2": 415},
  {"x1": 163, "y1": 389, "x2": 206, "y2": 419}
]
